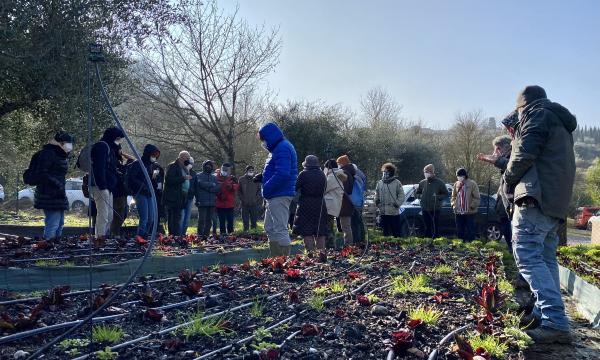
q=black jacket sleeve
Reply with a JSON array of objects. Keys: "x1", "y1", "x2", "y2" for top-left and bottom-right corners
[{"x1": 91, "y1": 142, "x2": 109, "y2": 190}]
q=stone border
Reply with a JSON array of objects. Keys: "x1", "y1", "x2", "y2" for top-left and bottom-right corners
[
  {"x1": 0, "y1": 245, "x2": 303, "y2": 291},
  {"x1": 559, "y1": 265, "x2": 600, "y2": 328}
]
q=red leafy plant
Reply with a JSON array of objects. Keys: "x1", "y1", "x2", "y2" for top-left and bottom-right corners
[
  {"x1": 144, "y1": 308, "x2": 164, "y2": 322},
  {"x1": 42, "y1": 285, "x2": 71, "y2": 308},
  {"x1": 391, "y1": 330, "x2": 414, "y2": 353},
  {"x1": 340, "y1": 246, "x2": 354, "y2": 257},
  {"x1": 284, "y1": 269, "x2": 302, "y2": 281},
  {"x1": 473, "y1": 285, "x2": 504, "y2": 316},
  {"x1": 139, "y1": 282, "x2": 166, "y2": 306},
  {"x1": 334, "y1": 308, "x2": 346, "y2": 318},
  {"x1": 91, "y1": 284, "x2": 115, "y2": 310},
  {"x1": 347, "y1": 271, "x2": 361, "y2": 280},
  {"x1": 288, "y1": 288, "x2": 300, "y2": 303},
  {"x1": 178, "y1": 269, "x2": 203, "y2": 297},
  {"x1": 0, "y1": 302, "x2": 45, "y2": 331},
  {"x1": 135, "y1": 235, "x2": 148, "y2": 246},
  {"x1": 162, "y1": 337, "x2": 184, "y2": 351},
  {"x1": 453, "y1": 334, "x2": 491, "y2": 360},
  {"x1": 407, "y1": 319, "x2": 424, "y2": 329},
  {"x1": 258, "y1": 349, "x2": 279, "y2": 360},
  {"x1": 33, "y1": 240, "x2": 52, "y2": 251},
  {"x1": 219, "y1": 265, "x2": 232, "y2": 275},
  {"x1": 356, "y1": 294, "x2": 371, "y2": 306},
  {"x1": 301, "y1": 323, "x2": 321, "y2": 336},
  {"x1": 432, "y1": 291, "x2": 449, "y2": 304}
]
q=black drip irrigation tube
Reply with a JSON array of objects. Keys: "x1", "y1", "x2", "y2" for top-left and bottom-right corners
[
  {"x1": 193, "y1": 276, "x2": 381, "y2": 360},
  {"x1": 71, "y1": 292, "x2": 286, "y2": 360},
  {"x1": 426, "y1": 324, "x2": 472, "y2": 360},
  {"x1": 26, "y1": 60, "x2": 160, "y2": 360}
]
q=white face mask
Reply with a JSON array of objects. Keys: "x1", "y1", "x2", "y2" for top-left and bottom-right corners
[
  {"x1": 424, "y1": 172, "x2": 433, "y2": 179},
  {"x1": 62, "y1": 143, "x2": 73, "y2": 153},
  {"x1": 221, "y1": 171, "x2": 229, "y2": 177},
  {"x1": 186, "y1": 164, "x2": 193, "y2": 170},
  {"x1": 114, "y1": 138, "x2": 122, "y2": 145},
  {"x1": 150, "y1": 156, "x2": 157, "y2": 163},
  {"x1": 247, "y1": 171, "x2": 255, "y2": 177},
  {"x1": 457, "y1": 176, "x2": 466, "y2": 182}
]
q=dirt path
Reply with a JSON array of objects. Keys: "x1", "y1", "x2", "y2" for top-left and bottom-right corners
[{"x1": 523, "y1": 295, "x2": 600, "y2": 359}]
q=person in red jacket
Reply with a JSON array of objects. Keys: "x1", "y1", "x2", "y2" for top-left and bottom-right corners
[{"x1": 215, "y1": 163, "x2": 239, "y2": 235}]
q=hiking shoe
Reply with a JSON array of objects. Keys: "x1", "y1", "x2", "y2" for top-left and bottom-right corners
[
  {"x1": 525, "y1": 326, "x2": 573, "y2": 344},
  {"x1": 519, "y1": 313, "x2": 542, "y2": 330}
]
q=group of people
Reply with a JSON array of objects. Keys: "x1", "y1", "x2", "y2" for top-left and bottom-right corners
[{"x1": 24, "y1": 85, "x2": 577, "y2": 344}]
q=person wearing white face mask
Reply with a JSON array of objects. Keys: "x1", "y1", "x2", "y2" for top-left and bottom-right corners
[
  {"x1": 451, "y1": 168, "x2": 480, "y2": 242},
  {"x1": 164, "y1": 151, "x2": 193, "y2": 236},
  {"x1": 415, "y1": 164, "x2": 449, "y2": 238},
  {"x1": 238, "y1": 165, "x2": 262, "y2": 232},
  {"x1": 23, "y1": 130, "x2": 75, "y2": 240},
  {"x1": 215, "y1": 163, "x2": 239, "y2": 236},
  {"x1": 89, "y1": 126, "x2": 126, "y2": 240},
  {"x1": 180, "y1": 157, "x2": 196, "y2": 235}
]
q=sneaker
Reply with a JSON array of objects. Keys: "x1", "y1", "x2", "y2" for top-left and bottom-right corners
[{"x1": 525, "y1": 326, "x2": 573, "y2": 344}]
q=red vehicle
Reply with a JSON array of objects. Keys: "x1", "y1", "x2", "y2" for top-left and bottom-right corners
[{"x1": 574, "y1": 206, "x2": 600, "y2": 229}]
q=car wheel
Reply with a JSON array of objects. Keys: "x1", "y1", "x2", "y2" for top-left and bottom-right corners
[
  {"x1": 402, "y1": 217, "x2": 425, "y2": 237},
  {"x1": 485, "y1": 223, "x2": 502, "y2": 241},
  {"x1": 71, "y1": 200, "x2": 86, "y2": 213},
  {"x1": 588, "y1": 221, "x2": 593, "y2": 231}
]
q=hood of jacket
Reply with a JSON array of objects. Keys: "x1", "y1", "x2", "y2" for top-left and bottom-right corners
[
  {"x1": 383, "y1": 176, "x2": 398, "y2": 184},
  {"x1": 258, "y1": 123, "x2": 284, "y2": 152},
  {"x1": 142, "y1": 144, "x2": 159, "y2": 161},
  {"x1": 333, "y1": 169, "x2": 348, "y2": 182},
  {"x1": 341, "y1": 163, "x2": 356, "y2": 176},
  {"x1": 202, "y1": 160, "x2": 215, "y2": 173},
  {"x1": 524, "y1": 99, "x2": 577, "y2": 133},
  {"x1": 101, "y1": 127, "x2": 125, "y2": 143}
]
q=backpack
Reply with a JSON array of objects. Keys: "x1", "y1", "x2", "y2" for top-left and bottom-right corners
[
  {"x1": 23, "y1": 151, "x2": 43, "y2": 186},
  {"x1": 77, "y1": 141, "x2": 109, "y2": 173},
  {"x1": 350, "y1": 175, "x2": 365, "y2": 208}
]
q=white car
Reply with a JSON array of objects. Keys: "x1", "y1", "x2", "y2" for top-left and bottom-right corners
[
  {"x1": 587, "y1": 210, "x2": 600, "y2": 231},
  {"x1": 0, "y1": 183, "x2": 4, "y2": 202},
  {"x1": 19, "y1": 178, "x2": 134, "y2": 213}
]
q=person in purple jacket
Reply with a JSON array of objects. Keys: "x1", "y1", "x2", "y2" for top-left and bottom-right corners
[{"x1": 256, "y1": 123, "x2": 298, "y2": 256}]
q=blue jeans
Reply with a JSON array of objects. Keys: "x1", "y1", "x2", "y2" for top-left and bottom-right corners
[
  {"x1": 43, "y1": 210, "x2": 64, "y2": 239},
  {"x1": 135, "y1": 194, "x2": 155, "y2": 237},
  {"x1": 512, "y1": 204, "x2": 570, "y2": 331},
  {"x1": 180, "y1": 198, "x2": 194, "y2": 235}
]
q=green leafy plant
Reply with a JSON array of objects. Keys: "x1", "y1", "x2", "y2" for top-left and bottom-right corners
[
  {"x1": 366, "y1": 293, "x2": 381, "y2": 303},
  {"x1": 454, "y1": 276, "x2": 475, "y2": 290},
  {"x1": 408, "y1": 306, "x2": 442, "y2": 325},
  {"x1": 467, "y1": 333, "x2": 508, "y2": 358},
  {"x1": 252, "y1": 327, "x2": 272, "y2": 342},
  {"x1": 59, "y1": 338, "x2": 90, "y2": 352},
  {"x1": 34, "y1": 259, "x2": 61, "y2": 267},
  {"x1": 432, "y1": 264, "x2": 453, "y2": 274},
  {"x1": 504, "y1": 327, "x2": 533, "y2": 350},
  {"x1": 312, "y1": 286, "x2": 329, "y2": 296},
  {"x1": 252, "y1": 341, "x2": 279, "y2": 351},
  {"x1": 250, "y1": 297, "x2": 265, "y2": 318},
  {"x1": 96, "y1": 347, "x2": 118, "y2": 360},
  {"x1": 497, "y1": 278, "x2": 515, "y2": 295},
  {"x1": 391, "y1": 274, "x2": 435, "y2": 294},
  {"x1": 181, "y1": 311, "x2": 231, "y2": 339},
  {"x1": 92, "y1": 325, "x2": 124, "y2": 344},
  {"x1": 474, "y1": 272, "x2": 488, "y2": 283},
  {"x1": 308, "y1": 294, "x2": 325, "y2": 312},
  {"x1": 329, "y1": 281, "x2": 346, "y2": 294}
]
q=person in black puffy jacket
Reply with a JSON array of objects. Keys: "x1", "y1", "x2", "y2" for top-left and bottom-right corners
[
  {"x1": 24, "y1": 131, "x2": 74, "y2": 240},
  {"x1": 89, "y1": 126, "x2": 125, "y2": 238},
  {"x1": 127, "y1": 144, "x2": 161, "y2": 238}
]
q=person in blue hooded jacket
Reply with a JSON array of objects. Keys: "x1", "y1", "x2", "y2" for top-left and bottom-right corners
[
  {"x1": 127, "y1": 144, "x2": 161, "y2": 238},
  {"x1": 257, "y1": 123, "x2": 298, "y2": 256}
]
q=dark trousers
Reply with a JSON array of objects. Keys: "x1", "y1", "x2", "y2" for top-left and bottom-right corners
[
  {"x1": 197, "y1": 206, "x2": 215, "y2": 237},
  {"x1": 351, "y1": 207, "x2": 366, "y2": 244},
  {"x1": 217, "y1": 207, "x2": 234, "y2": 235},
  {"x1": 455, "y1": 213, "x2": 476, "y2": 242},
  {"x1": 110, "y1": 196, "x2": 129, "y2": 237},
  {"x1": 241, "y1": 205, "x2": 259, "y2": 231},
  {"x1": 500, "y1": 217, "x2": 512, "y2": 250},
  {"x1": 422, "y1": 210, "x2": 440, "y2": 238},
  {"x1": 167, "y1": 206, "x2": 183, "y2": 236},
  {"x1": 381, "y1": 214, "x2": 402, "y2": 237}
]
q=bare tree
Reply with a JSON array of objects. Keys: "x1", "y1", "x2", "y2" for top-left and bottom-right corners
[
  {"x1": 443, "y1": 110, "x2": 500, "y2": 187},
  {"x1": 130, "y1": 0, "x2": 281, "y2": 166},
  {"x1": 360, "y1": 86, "x2": 403, "y2": 128}
]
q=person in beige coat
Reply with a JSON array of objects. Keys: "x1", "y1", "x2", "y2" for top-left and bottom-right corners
[
  {"x1": 451, "y1": 168, "x2": 480, "y2": 241},
  {"x1": 323, "y1": 159, "x2": 347, "y2": 248},
  {"x1": 375, "y1": 163, "x2": 405, "y2": 237}
]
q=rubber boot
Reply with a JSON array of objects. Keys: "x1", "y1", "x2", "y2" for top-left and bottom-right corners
[
  {"x1": 269, "y1": 241, "x2": 281, "y2": 257},
  {"x1": 279, "y1": 245, "x2": 291, "y2": 256}
]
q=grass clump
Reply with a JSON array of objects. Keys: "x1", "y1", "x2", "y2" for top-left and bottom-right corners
[
  {"x1": 504, "y1": 327, "x2": 533, "y2": 350},
  {"x1": 497, "y1": 278, "x2": 515, "y2": 295},
  {"x1": 408, "y1": 305, "x2": 442, "y2": 325},
  {"x1": 467, "y1": 333, "x2": 508, "y2": 358},
  {"x1": 96, "y1": 347, "x2": 118, "y2": 360},
  {"x1": 92, "y1": 325, "x2": 124, "y2": 344},
  {"x1": 181, "y1": 311, "x2": 230, "y2": 339},
  {"x1": 432, "y1": 264, "x2": 453, "y2": 274},
  {"x1": 366, "y1": 293, "x2": 381, "y2": 303},
  {"x1": 391, "y1": 274, "x2": 436, "y2": 295},
  {"x1": 454, "y1": 276, "x2": 475, "y2": 290},
  {"x1": 308, "y1": 294, "x2": 325, "y2": 312},
  {"x1": 329, "y1": 281, "x2": 346, "y2": 294},
  {"x1": 250, "y1": 297, "x2": 265, "y2": 318},
  {"x1": 312, "y1": 286, "x2": 329, "y2": 296},
  {"x1": 34, "y1": 259, "x2": 61, "y2": 267}
]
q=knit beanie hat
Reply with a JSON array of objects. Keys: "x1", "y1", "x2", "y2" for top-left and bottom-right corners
[
  {"x1": 423, "y1": 164, "x2": 435, "y2": 174},
  {"x1": 336, "y1": 155, "x2": 350, "y2": 167},
  {"x1": 245, "y1": 165, "x2": 254, "y2": 172},
  {"x1": 54, "y1": 131, "x2": 74, "y2": 143},
  {"x1": 456, "y1": 168, "x2": 468, "y2": 177},
  {"x1": 516, "y1": 85, "x2": 547, "y2": 109}
]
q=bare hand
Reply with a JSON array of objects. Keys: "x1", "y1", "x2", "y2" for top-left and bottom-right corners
[
  {"x1": 184, "y1": 175, "x2": 193, "y2": 180},
  {"x1": 477, "y1": 153, "x2": 498, "y2": 164}
]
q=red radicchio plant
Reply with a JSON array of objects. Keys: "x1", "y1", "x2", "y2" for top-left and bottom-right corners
[
  {"x1": 356, "y1": 294, "x2": 370, "y2": 306},
  {"x1": 347, "y1": 271, "x2": 361, "y2": 280},
  {"x1": 284, "y1": 269, "x2": 302, "y2": 281},
  {"x1": 454, "y1": 334, "x2": 491, "y2": 360},
  {"x1": 178, "y1": 269, "x2": 203, "y2": 297},
  {"x1": 407, "y1": 319, "x2": 424, "y2": 329},
  {"x1": 301, "y1": 323, "x2": 320, "y2": 336},
  {"x1": 144, "y1": 308, "x2": 164, "y2": 322},
  {"x1": 288, "y1": 288, "x2": 300, "y2": 303},
  {"x1": 474, "y1": 285, "x2": 504, "y2": 316},
  {"x1": 42, "y1": 285, "x2": 71, "y2": 308},
  {"x1": 258, "y1": 349, "x2": 279, "y2": 360},
  {"x1": 0, "y1": 302, "x2": 45, "y2": 331},
  {"x1": 432, "y1": 291, "x2": 450, "y2": 304},
  {"x1": 391, "y1": 330, "x2": 414, "y2": 352}
]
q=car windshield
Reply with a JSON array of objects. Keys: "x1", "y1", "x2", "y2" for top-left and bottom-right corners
[{"x1": 403, "y1": 185, "x2": 415, "y2": 194}]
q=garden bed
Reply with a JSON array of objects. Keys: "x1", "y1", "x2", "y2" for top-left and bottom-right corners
[
  {"x1": 557, "y1": 244, "x2": 600, "y2": 288},
  {"x1": 0, "y1": 238, "x2": 530, "y2": 360}
]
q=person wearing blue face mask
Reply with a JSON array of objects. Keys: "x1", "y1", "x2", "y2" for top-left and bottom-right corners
[{"x1": 23, "y1": 130, "x2": 75, "y2": 241}]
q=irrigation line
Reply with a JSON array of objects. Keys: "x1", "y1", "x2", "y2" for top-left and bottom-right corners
[
  {"x1": 10, "y1": 252, "x2": 143, "y2": 262},
  {"x1": 426, "y1": 324, "x2": 472, "y2": 360},
  {"x1": 26, "y1": 61, "x2": 160, "y2": 360},
  {"x1": 72, "y1": 292, "x2": 285, "y2": 360}
]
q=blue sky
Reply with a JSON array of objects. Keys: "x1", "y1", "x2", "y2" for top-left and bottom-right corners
[{"x1": 223, "y1": 0, "x2": 599, "y2": 128}]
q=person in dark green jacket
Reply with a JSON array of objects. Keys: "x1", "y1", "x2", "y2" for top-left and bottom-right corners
[
  {"x1": 163, "y1": 151, "x2": 193, "y2": 236},
  {"x1": 415, "y1": 164, "x2": 449, "y2": 238}
]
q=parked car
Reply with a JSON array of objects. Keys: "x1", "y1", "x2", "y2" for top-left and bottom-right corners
[
  {"x1": 575, "y1": 206, "x2": 600, "y2": 229},
  {"x1": 587, "y1": 210, "x2": 600, "y2": 231},
  {"x1": 0, "y1": 183, "x2": 4, "y2": 202},
  {"x1": 399, "y1": 183, "x2": 502, "y2": 241},
  {"x1": 19, "y1": 178, "x2": 135, "y2": 213}
]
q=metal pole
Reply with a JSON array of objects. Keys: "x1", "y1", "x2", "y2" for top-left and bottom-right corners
[{"x1": 15, "y1": 171, "x2": 19, "y2": 216}]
